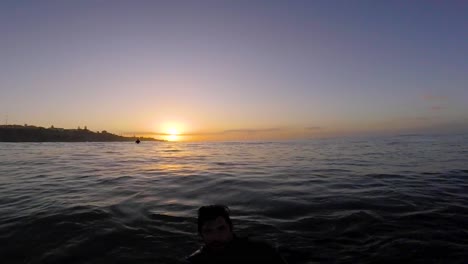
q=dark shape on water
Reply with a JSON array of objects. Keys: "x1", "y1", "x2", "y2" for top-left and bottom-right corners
[
  {"x1": 135, "y1": 138, "x2": 140, "y2": 144},
  {"x1": 0, "y1": 124, "x2": 163, "y2": 142},
  {"x1": 187, "y1": 205, "x2": 288, "y2": 263}
]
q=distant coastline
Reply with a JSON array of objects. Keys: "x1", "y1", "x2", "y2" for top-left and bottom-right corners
[{"x1": 0, "y1": 125, "x2": 163, "y2": 142}]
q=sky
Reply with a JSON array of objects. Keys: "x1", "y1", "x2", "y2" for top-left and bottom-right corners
[{"x1": 1, "y1": 0, "x2": 467, "y2": 141}]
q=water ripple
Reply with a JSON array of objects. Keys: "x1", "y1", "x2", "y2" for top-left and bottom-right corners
[{"x1": 1, "y1": 136, "x2": 467, "y2": 263}]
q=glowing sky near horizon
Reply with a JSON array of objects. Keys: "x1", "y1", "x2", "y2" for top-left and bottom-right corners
[{"x1": 1, "y1": 1, "x2": 467, "y2": 141}]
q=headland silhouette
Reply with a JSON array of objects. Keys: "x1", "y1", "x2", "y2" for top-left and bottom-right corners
[{"x1": 0, "y1": 125, "x2": 163, "y2": 142}]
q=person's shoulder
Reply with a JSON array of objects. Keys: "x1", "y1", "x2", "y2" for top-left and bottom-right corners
[
  {"x1": 235, "y1": 236, "x2": 274, "y2": 250},
  {"x1": 185, "y1": 247, "x2": 204, "y2": 264},
  {"x1": 234, "y1": 236, "x2": 288, "y2": 263}
]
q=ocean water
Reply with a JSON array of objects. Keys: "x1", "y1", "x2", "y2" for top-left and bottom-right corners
[{"x1": 1, "y1": 135, "x2": 467, "y2": 264}]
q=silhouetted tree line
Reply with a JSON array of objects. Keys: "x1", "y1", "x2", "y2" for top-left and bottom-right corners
[{"x1": 0, "y1": 125, "x2": 160, "y2": 142}]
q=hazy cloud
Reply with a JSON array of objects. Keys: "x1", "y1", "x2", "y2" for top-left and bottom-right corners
[
  {"x1": 304, "y1": 126, "x2": 321, "y2": 130},
  {"x1": 125, "y1": 132, "x2": 175, "y2": 136},
  {"x1": 421, "y1": 94, "x2": 448, "y2": 101},
  {"x1": 222, "y1": 128, "x2": 283, "y2": 134},
  {"x1": 126, "y1": 127, "x2": 285, "y2": 136},
  {"x1": 431, "y1": 105, "x2": 445, "y2": 111},
  {"x1": 399, "y1": 116, "x2": 434, "y2": 122},
  {"x1": 420, "y1": 95, "x2": 448, "y2": 111}
]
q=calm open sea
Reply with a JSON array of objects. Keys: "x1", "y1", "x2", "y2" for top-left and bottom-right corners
[{"x1": 1, "y1": 135, "x2": 467, "y2": 264}]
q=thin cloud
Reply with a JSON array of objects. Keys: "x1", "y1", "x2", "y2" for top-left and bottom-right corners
[
  {"x1": 125, "y1": 127, "x2": 285, "y2": 136},
  {"x1": 431, "y1": 105, "x2": 445, "y2": 111},
  {"x1": 421, "y1": 95, "x2": 448, "y2": 111},
  {"x1": 421, "y1": 94, "x2": 448, "y2": 102},
  {"x1": 398, "y1": 116, "x2": 433, "y2": 122},
  {"x1": 124, "y1": 132, "x2": 175, "y2": 136},
  {"x1": 222, "y1": 128, "x2": 283, "y2": 134},
  {"x1": 304, "y1": 126, "x2": 321, "y2": 130}
]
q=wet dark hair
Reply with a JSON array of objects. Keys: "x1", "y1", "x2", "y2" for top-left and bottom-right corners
[{"x1": 197, "y1": 205, "x2": 233, "y2": 234}]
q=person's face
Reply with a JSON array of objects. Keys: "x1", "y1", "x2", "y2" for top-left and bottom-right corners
[{"x1": 200, "y1": 216, "x2": 233, "y2": 251}]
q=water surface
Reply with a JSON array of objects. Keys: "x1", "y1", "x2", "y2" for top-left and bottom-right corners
[{"x1": 1, "y1": 135, "x2": 467, "y2": 263}]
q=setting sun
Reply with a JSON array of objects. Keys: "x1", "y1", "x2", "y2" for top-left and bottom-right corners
[
  {"x1": 157, "y1": 122, "x2": 185, "y2": 141},
  {"x1": 166, "y1": 127, "x2": 180, "y2": 141},
  {"x1": 167, "y1": 128, "x2": 180, "y2": 136}
]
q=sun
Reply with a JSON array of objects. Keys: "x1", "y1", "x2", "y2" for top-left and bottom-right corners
[
  {"x1": 166, "y1": 128, "x2": 180, "y2": 141},
  {"x1": 157, "y1": 121, "x2": 185, "y2": 141},
  {"x1": 167, "y1": 128, "x2": 179, "y2": 136}
]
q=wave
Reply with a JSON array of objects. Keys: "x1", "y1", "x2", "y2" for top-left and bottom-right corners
[{"x1": 1, "y1": 139, "x2": 467, "y2": 263}]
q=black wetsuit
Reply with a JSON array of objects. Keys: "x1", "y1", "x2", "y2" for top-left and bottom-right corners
[{"x1": 186, "y1": 237, "x2": 287, "y2": 264}]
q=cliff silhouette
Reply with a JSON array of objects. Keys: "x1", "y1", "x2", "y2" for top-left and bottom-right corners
[{"x1": 0, "y1": 125, "x2": 163, "y2": 142}]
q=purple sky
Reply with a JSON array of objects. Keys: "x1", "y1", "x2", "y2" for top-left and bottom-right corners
[{"x1": 1, "y1": 0, "x2": 467, "y2": 140}]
